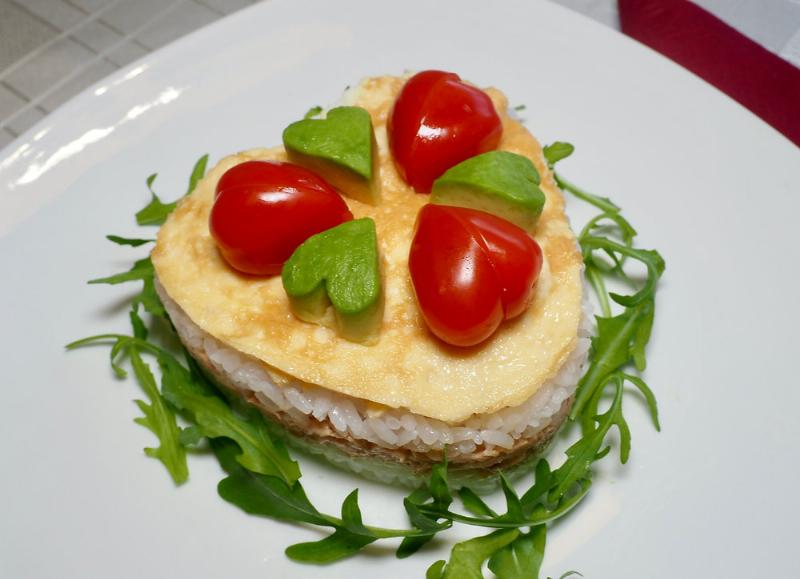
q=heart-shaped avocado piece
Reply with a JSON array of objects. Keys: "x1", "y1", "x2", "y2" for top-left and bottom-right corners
[
  {"x1": 430, "y1": 151, "x2": 545, "y2": 232},
  {"x1": 283, "y1": 106, "x2": 381, "y2": 205},
  {"x1": 282, "y1": 218, "x2": 383, "y2": 344}
]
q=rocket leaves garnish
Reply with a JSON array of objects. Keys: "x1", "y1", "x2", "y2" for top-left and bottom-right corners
[
  {"x1": 106, "y1": 234, "x2": 154, "y2": 247},
  {"x1": 129, "y1": 345, "x2": 188, "y2": 484},
  {"x1": 136, "y1": 155, "x2": 208, "y2": 225},
  {"x1": 69, "y1": 142, "x2": 664, "y2": 578},
  {"x1": 542, "y1": 141, "x2": 574, "y2": 167},
  {"x1": 487, "y1": 525, "x2": 547, "y2": 579},
  {"x1": 438, "y1": 529, "x2": 520, "y2": 579},
  {"x1": 135, "y1": 174, "x2": 175, "y2": 226},
  {"x1": 88, "y1": 256, "x2": 154, "y2": 286}
]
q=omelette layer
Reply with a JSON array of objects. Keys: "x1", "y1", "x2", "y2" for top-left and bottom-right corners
[{"x1": 152, "y1": 76, "x2": 584, "y2": 424}]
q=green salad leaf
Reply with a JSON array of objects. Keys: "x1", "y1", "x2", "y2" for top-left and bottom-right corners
[
  {"x1": 129, "y1": 346, "x2": 188, "y2": 484},
  {"x1": 441, "y1": 529, "x2": 520, "y2": 579},
  {"x1": 69, "y1": 143, "x2": 664, "y2": 578},
  {"x1": 487, "y1": 525, "x2": 546, "y2": 579},
  {"x1": 136, "y1": 155, "x2": 208, "y2": 225},
  {"x1": 458, "y1": 487, "x2": 497, "y2": 518},
  {"x1": 427, "y1": 560, "x2": 447, "y2": 579},
  {"x1": 135, "y1": 174, "x2": 175, "y2": 226},
  {"x1": 106, "y1": 235, "x2": 154, "y2": 247},
  {"x1": 213, "y1": 438, "x2": 325, "y2": 524},
  {"x1": 88, "y1": 256, "x2": 153, "y2": 285},
  {"x1": 162, "y1": 353, "x2": 301, "y2": 482},
  {"x1": 542, "y1": 142, "x2": 574, "y2": 167},
  {"x1": 67, "y1": 331, "x2": 188, "y2": 484},
  {"x1": 304, "y1": 105, "x2": 323, "y2": 119}
]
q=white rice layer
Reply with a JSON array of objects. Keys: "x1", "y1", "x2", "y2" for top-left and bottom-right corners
[{"x1": 158, "y1": 281, "x2": 592, "y2": 459}]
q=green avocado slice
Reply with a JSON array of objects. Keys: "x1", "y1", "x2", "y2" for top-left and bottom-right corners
[
  {"x1": 282, "y1": 106, "x2": 381, "y2": 205},
  {"x1": 431, "y1": 150, "x2": 546, "y2": 232},
  {"x1": 281, "y1": 218, "x2": 383, "y2": 344}
]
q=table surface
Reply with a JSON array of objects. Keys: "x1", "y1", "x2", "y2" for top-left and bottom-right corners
[{"x1": 1, "y1": 0, "x2": 799, "y2": 152}]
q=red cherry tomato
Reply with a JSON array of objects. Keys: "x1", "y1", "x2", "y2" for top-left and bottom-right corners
[
  {"x1": 210, "y1": 160, "x2": 352, "y2": 275},
  {"x1": 388, "y1": 70, "x2": 502, "y2": 193},
  {"x1": 408, "y1": 205, "x2": 542, "y2": 347}
]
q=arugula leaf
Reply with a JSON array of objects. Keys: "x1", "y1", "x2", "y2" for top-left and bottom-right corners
[
  {"x1": 340, "y1": 490, "x2": 373, "y2": 536},
  {"x1": 71, "y1": 148, "x2": 666, "y2": 579},
  {"x1": 186, "y1": 154, "x2": 209, "y2": 196},
  {"x1": 135, "y1": 155, "x2": 208, "y2": 225},
  {"x1": 106, "y1": 235, "x2": 154, "y2": 247},
  {"x1": 556, "y1": 172, "x2": 620, "y2": 214},
  {"x1": 88, "y1": 256, "x2": 165, "y2": 317},
  {"x1": 497, "y1": 473, "x2": 524, "y2": 522},
  {"x1": 488, "y1": 525, "x2": 546, "y2": 579},
  {"x1": 136, "y1": 175, "x2": 175, "y2": 226},
  {"x1": 88, "y1": 257, "x2": 154, "y2": 285},
  {"x1": 136, "y1": 275, "x2": 166, "y2": 317},
  {"x1": 430, "y1": 460, "x2": 453, "y2": 510},
  {"x1": 213, "y1": 438, "x2": 327, "y2": 524},
  {"x1": 571, "y1": 303, "x2": 647, "y2": 420},
  {"x1": 552, "y1": 376, "x2": 623, "y2": 500},
  {"x1": 398, "y1": 474, "x2": 453, "y2": 558},
  {"x1": 414, "y1": 455, "x2": 590, "y2": 531},
  {"x1": 579, "y1": 211, "x2": 636, "y2": 247},
  {"x1": 214, "y1": 437, "x2": 427, "y2": 563},
  {"x1": 284, "y1": 490, "x2": 380, "y2": 564},
  {"x1": 459, "y1": 487, "x2": 497, "y2": 518},
  {"x1": 129, "y1": 305, "x2": 148, "y2": 340},
  {"x1": 520, "y1": 459, "x2": 554, "y2": 514},
  {"x1": 543, "y1": 142, "x2": 574, "y2": 167},
  {"x1": 580, "y1": 237, "x2": 665, "y2": 308},
  {"x1": 304, "y1": 105, "x2": 323, "y2": 119},
  {"x1": 427, "y1": 560, "x2": 447, "y2": 579},
  {"x1": 68, "y1": 331, "x2": 300, "y2": 483},
  {"x1": 631, "y1": 297, "x2": 655, "y2": 371},
  {"x1": 622, "y1": 372, "x2": 660, "y2": 431},
  {"x1": 159, "y1": 353, "x2": 300, "y2": 483},
  {"x1": 128, "y1": 346, "x2": 188, "y2": 484},
  {"x1": 441, "y1": 529, "x2": 519, "y2": 579},
  {"x1": 286, "y1": 529, "x2": 377, "y2": 564},
  {"x1": 178, "y1": 425, "x2": 204, "y2": 446}
]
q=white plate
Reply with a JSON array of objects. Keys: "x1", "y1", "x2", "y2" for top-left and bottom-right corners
[{"x1": 1, "y1": 0, "x2": 798, "y2": 577}]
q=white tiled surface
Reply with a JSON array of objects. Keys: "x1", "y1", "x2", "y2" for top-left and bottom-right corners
[
  {"x1": 5, "y1": 37, "x2": 96, "y2": 99},
  {"x1": 72, "y1": 19, "x2": 125, "y2": 53},
  {"x1": 68, "y1": 0, "x2": 116, "y2": 12},
  {"x1": 0, "y1": 0, "x2": 59, "y2": 70},
  {"x1": 0, "y1": 0, "x2": 262, "y2": 145},
  {"x1": 21, "y1": 0, "x2": 87, "y2": 30},
  {"x1": 104, "y1": 39, "x2": 149, "y2": 67},
  {"x1": 100, "y1": 0, "x2": 182, "y2": 35},
  {"x1": 0, "y1": 83, "x2": 27, "y2": 119},
  {"x1": 4, "y1": 103, "x2": 47, "y2": 136},
  {"x1": 135, "y1": 1, "x2": 219, "y2": 50},
  {"x1": 0, "y1": 0, "x2": 798, "y2": 149},
  {"x1": 197, "y1": 0, "x2": 256, "y2": 15},
  {"x1": 38, "y1": 58, "x2": 117, "y2": 111}
]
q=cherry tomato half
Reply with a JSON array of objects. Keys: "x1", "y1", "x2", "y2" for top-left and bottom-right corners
[
  {"x1": 388, "y1": 70, "x2": 503, "y2": 193},
  {"x1": 408, "y1": 205, "x2": 542, "y2": 347},
  {"x1": 210, "y1": 160, "x2": 352, "y2": 275}
]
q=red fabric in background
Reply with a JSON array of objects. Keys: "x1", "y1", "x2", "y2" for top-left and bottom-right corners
[{"x1": 618, "y1": 0, "x2": 800, "y2": 147}]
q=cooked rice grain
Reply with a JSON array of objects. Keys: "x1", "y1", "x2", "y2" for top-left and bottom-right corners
[{"x1": 157, "y1": 278, "x2": 592, "y2": 461}]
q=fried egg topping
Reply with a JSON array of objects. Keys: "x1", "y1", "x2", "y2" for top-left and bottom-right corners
[{"x1": 152, "y1": 76, "x2": 583, "y2": 424}]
